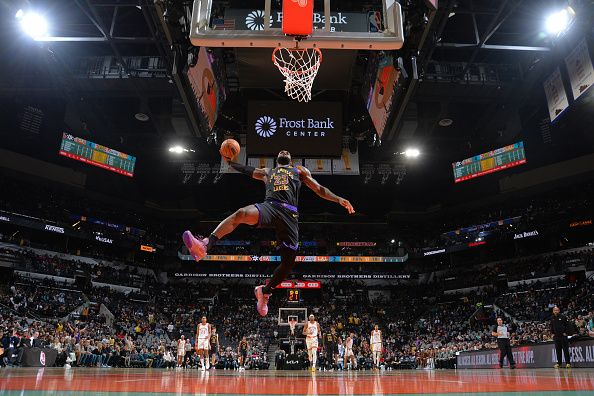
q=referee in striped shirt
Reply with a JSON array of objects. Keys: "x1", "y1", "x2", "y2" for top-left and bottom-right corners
[{"x1": 492, "y1": 317, "x2": 516, "y2": 369}]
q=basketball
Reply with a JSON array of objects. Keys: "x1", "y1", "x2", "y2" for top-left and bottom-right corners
[{"x1": 220, "y1": 139, "x2": 240, "y2": 160}]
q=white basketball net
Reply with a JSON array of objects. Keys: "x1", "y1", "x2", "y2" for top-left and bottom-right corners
[
  {"x1": 289, "y1": 320, "x2": 297, "y2": 333},
  {"x1": 273, "y1": 47, "x2": 322, "y2": 103}
]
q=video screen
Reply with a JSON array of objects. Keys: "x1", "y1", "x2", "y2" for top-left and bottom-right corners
[
  {"x1": 186, "y1": 47, "x2": 227, "y2": 132},
  {"x1": 59, "y1": 133, "x2": 136, "y2": 177},
  {"x1": 364, "y1": 52, "x2": 400, "y2": 138},
  {"x1": 452, "y1": 142, "x2": 526, "y2": 183}
]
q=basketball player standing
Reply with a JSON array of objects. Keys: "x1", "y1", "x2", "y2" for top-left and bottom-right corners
[
  {"x1": 183, "y1": 150, "x2": 354, "y2": 316},
  {"x1": 303, "y1": 314, "x2": 321, "y2": 372},
  {"x1": 176, "y1": 335, "x2": 186, "y2": 368},
  {"x1": 196, "y1": 316, "x2": 212, "y2": 371},
  {"x1": 371, "y1": 325, "x2": 382, "y2": 370},
  {"x1": 210, "y1": 326, "x2": 220, "y2": 369},
  {"x1": 344, "y1": 332, "x2": 357, "y2": 370}
]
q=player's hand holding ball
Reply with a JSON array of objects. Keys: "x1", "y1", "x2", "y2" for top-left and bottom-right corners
[{"x1": 219, "y1": 139, "x2": 240, "y2": 162}]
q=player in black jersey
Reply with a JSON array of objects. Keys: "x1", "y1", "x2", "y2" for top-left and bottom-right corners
[
  {"x1": 323, "y1": 326, "x2": 341, "y2": 370},
  {"x1": 183, "y1": 150, "x2": 354, "y2": 316}
]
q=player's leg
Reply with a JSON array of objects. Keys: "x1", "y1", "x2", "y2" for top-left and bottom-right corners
[
  {"x1": 204, "y1": 348, "x2": 210, "y2": 369},
  {"x1": 311, "y1": 346, "x2": 317, "y2": 371},
  {"x1": 183, "y1": 205, "x2": 259, "y2": 261},
  {"x1": 254, "y1": 246, "x2": 297, "y2": 316},
  {"x1": 198, "y1": 348, "x2": 205, "y2": 370}
]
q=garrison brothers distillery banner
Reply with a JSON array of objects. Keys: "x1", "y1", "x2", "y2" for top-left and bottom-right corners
[{"x1": 247, "y1": 101, "x2": 342, "y2": 157}]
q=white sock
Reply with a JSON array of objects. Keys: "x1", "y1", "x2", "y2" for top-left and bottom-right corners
[
  {"x1": 312, "y1": 350, "x2": 317, "y2": 367},
  {"x1": 200, "y1": 358, "x2": 204, "y2": 367}
]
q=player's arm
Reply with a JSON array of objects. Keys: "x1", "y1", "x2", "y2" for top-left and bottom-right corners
[
  {"x1": 302, "y1": 323, "x2": 308, "y2": 336},
  {"x1": 297, "y1": 166, "x2": 355, "y2": 214},
  {"x1": 226, "y1": 159, "x2": 269, "y2": 182}
]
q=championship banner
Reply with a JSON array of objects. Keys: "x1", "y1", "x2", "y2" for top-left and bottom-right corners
[
  {"x1": 178, "y1": 252, "x2": 408, "y2": 262},
  {"x1": 305, "y1": 158, "x2": 332, "y2": 175},
  {"x1": 332, "y1": 148, "x2": 360, "y2": 175},
  {"x1": 220, "y1": 145, "x2": 247, "y2": 173},
  {"x1": 247, "y1": 157, "x2": 275, "y2": 169},
  {"x1": 457, "y1": 338, "x2": 594, "y2": 369},
  {"x1": 543, "y1": 67, "x2": 569, "y2": 122},
  {"x1": 565, "y1": 38, "x2": 594, "y2": 101}
]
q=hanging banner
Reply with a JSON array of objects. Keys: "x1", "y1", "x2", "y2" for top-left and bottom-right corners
[
  {"x1": 543, "y1": 67, "x2": 569, "y2": 122},
  {"x1": 305, "y1": 159, "x2": 332, "y2": 175},
  {"x1": 333, "y1": 148, "x2": 360, "y2": 175},
  {"x1": 220, "y1": 145, "x2": 247, "y2": 173},
  {"x1": 565, "y1": 39, "x2": 594, "y2": 101}
]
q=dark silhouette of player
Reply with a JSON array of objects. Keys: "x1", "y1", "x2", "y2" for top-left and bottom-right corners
[{"x1": 183, "y1": 150, "x2": 354, "y2": 316}]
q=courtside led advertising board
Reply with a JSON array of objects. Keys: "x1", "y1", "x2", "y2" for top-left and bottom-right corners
[
  {"x1": 452, "y1": 142, "x2": 526, "y2": 183},
  {"x1": 247, "y1": 101, "x2": 342, "y2": 157}
]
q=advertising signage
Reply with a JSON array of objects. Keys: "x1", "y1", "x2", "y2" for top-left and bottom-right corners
[{"x1": 247, "y1": 101, "x2": 342, "y2": 157}]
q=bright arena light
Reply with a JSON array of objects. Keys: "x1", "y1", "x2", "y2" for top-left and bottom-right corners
[
  {"x1": 16, "y1": 11, "x2": 49, "y2": 39},
  {"x1": 168, "y1": 146, "x2": 195, "y2": 154},
  {"x1": 545, "y1": 8, "x2": 574, "y2": 35},
  {"x1": 404, "y1": 148, "x2": 420, "y2": 158},
  {"x1": 169, "y1": 146, "x2": 185, "y2": 154}
]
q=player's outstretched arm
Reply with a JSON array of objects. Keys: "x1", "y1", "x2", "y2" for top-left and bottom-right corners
[
  {"x1": 298, "y1": 166, "x2": 355, "y2": 214},
  {"x1": 221, "y1": 150, "x2": 268, "y2": 182}
]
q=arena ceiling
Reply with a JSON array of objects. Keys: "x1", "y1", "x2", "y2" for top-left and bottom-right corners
[{"x1": 0, "y1": 0, "x2": 593, "y2": 218}]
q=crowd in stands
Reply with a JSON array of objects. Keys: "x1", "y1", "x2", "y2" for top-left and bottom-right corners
[
  {"x1": 0, "y1": 246, "x2": 155, "y2": 288},
  {"x1": 1, "y1": 272, "x2": 593, "y2": 370}
]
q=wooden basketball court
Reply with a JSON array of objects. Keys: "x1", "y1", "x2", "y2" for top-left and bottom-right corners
[{"x1": 1, "y1": 368, "x2": 594, "y2": 395}]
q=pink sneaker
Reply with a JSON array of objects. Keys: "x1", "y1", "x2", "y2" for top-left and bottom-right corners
[
  {"x1": 254, "y1": 285, "x2": 271, "y2": 317},
  {"x1": 182, "y1": 231, "x2": 208, "y2": 261}
]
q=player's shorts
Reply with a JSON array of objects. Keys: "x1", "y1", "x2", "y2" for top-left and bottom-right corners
[
  {"x1": 254, "y1": 200, "x2": 299, "y2": 250},
  {"x1": 306, "y1": 337, "x2": 319, "y2": 350},
  {"x1": 197, "y1": 338, "x2": 210, "y2": 350},
  {"x1": 326, "y1": 343, "x2": 337, "y2": 354},
  {"x1": 345, "y1": 348, "x2": 354, "y2": 358},
  {"x1": 177, "y1": 350, "x2": 185, "y2": 357},
  {"x1": 240, "y1": 350, "x2": 248, "y2": 359},
  {"x1": 372, "y1": 343, "x2": 382, "y2": 353}
]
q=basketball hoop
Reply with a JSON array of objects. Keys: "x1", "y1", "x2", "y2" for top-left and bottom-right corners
[
  {"x1": 289, "y1": 319, "x2": 297, "y2": 334},
  {"x1": 272, "y1": 46, "x2": 322, "y2": 103}
]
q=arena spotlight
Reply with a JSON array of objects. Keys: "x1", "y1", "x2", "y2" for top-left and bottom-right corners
[
  {"x1": 545, "y1": 7, "x2": 575, "y2": 35},
  {"x1": 16, "y1": 10, "x2": 49, "y2": 39},
  {"x1": 404, "y1": 148, "x2": 421, "y2": 158},
  {"x1": 168, "y1": 146, "x2": 195, "y2": 154}
]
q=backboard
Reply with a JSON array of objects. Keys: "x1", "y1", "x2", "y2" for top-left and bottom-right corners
[{"x1": 190, "y1": 0, "x2": 404, "y2": 50}]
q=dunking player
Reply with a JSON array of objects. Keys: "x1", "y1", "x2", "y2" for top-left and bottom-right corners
[
  {"x1": 303, "y1": 314, "x2": 321, "y2": 372},
  {"x1": 183, "y1": 150, "x2": 354, "y2": 316}
]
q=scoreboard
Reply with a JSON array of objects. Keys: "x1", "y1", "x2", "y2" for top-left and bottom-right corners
[
  {"x1": 59, "y1": 133, "x2": 136, "y2": 177},
  {"x1": 452, "y1": 142, "x2": 526, "y2": 183}
]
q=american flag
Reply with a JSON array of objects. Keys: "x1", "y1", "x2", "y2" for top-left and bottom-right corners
[{"x1": 213, "y1": 18, "x2": 236, "y2": 30}]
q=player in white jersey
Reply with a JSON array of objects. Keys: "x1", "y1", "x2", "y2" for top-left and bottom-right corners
[
  {"x1": 303, "y1": 314, "x2": 321, "y2": 372},
  {"x1": 196, "y1": 316, "x2": 212, "y2": 371},
  {"x1": 176, "y1": 335, "x2": 186, "y2": 368},
  {"x1": 371, "y1": 325, "x2": 382, "y2": 369},
  {"x1": 344, "y1": 332, "x2": 357, "y2": 370}
]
